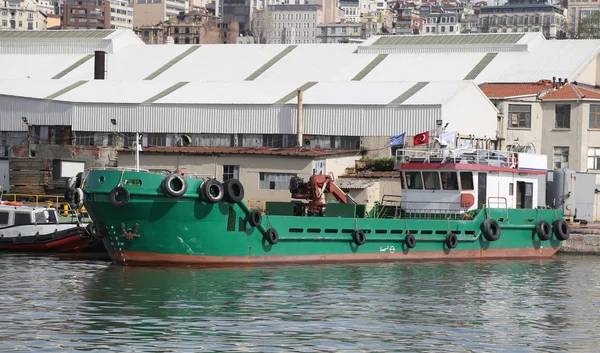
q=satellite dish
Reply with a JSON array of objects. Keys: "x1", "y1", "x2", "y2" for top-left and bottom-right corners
[{"x1": 303, "y1": 139, "x2": 311, "y2": 147}]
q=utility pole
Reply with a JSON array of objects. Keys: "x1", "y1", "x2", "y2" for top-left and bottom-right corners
[{"x1": 22, "y1": 117, "x2": 31, "y2": 158}]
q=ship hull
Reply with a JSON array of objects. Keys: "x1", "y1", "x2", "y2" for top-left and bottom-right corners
[
  {"x1": 83, "y1": 170, "x2": 565, "y2": 266},
  {"x1": 0, "y1": 226, "x2": 92, "y2": 253}
]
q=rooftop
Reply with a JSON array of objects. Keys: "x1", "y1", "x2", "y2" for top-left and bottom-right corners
[
  {"x1": 541, "y1": 84, "x2": 600, "y2": 101},
  {"x1": 137, "y1": 147, "x2": 360, "y2": 157},
  {"x1": 479, "y1": 80, "x2": 554, "y2": 98}
]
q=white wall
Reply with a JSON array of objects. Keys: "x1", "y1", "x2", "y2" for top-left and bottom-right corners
[{"x1": 443, "y1": 84, "x2": 498, "y2": 138}]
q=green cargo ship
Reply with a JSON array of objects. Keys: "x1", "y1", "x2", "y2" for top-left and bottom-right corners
[{"x1": 80, "y1": 148, "x2": 569, "y2": 266}]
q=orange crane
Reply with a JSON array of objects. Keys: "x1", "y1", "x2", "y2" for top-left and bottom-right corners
[{"x1": 289, "y1": 175, "x2": 356, "y2": 215}]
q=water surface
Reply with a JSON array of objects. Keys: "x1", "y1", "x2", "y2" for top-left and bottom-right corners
[{"x1": 1, "y1": 254, "x2": 599, "y2": 352}]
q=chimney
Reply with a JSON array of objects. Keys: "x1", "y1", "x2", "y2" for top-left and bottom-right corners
[
  {"x1": 552, "y1": 76, "x2": 556, "y2": 88},
  {"x1": 558, "y1": 78, "x2": 562, "y2": 87},
  {"x1": 94, "y1": 51, "x2": 106, "y2": 80},
  {"x1": 564, "y1": 78, "x2": 568, "y2": 85}
]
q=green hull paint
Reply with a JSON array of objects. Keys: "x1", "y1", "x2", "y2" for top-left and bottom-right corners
[{"x1": 82, "y1": 170, "x2": 564, "y2": 266}]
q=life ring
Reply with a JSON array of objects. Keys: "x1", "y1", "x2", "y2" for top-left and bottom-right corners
[
  {"x1": 201, "y1": 179, "x2": 224, "y2": 203},
  {"x1": 535, "y1": 220, "x2": 552, "y2": 241},
  {"x1": 64, "y1": 188, "x2": 74, "y2": 203},
  {"x1": 248, "y1": 209, "x2": 262, "y2": 227},
  {"x1": 482, "y1": 219, "x2": 501, "y2": 242},
  {"x1": 109, "y1": 186, "x2": 130, "y2": 207},
  {"x1": 162, "y1": 173, "x2": 188, "y2": 198},
  {"x1": 553, "y1": 219, "x2": 570, "y2": 241},
  {"x1": 352, "y1": 229, "x2": 366, "y2": 246},
  {"x1": 405, "y1": 232, "x2": 416, "y2": 249},
  {"x1": 223, "y1": 179, "x2": 245, "y2": 203},
  {"x1": 265, "y1": 228, "x2": 279, "y2": 245},
  {"x1": 72, "y1": 188, "x2": 84, "y2": 209},
  {"x1": 446, "y1": 232, "x2": 458, "y2": 249},
  {"x1": 86, "y1": 223, "x2": 98, "y2": 237}
]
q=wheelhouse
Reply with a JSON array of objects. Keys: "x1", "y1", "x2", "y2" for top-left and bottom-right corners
[
  {"x1": 0, "y1": 205, "x2": 59, "y2": 228},
  {"x1": 396, "y1": 147, "x2": 547, "y2": 213}
]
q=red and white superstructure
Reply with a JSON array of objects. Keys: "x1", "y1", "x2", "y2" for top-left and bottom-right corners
[{"x1": 395, "y1": 147, "x2": 548, "y2": 213}]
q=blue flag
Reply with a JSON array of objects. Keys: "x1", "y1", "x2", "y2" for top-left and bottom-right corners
[{"x1": 390, "y1": 133, "x2": 406, "y2": 146}]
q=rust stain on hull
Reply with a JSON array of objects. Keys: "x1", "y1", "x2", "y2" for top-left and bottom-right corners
[{"x1": 108, "y1": 247, "x2": 561, "y2": 267}]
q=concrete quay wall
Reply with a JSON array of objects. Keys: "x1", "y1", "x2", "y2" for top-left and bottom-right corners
[{"x1": 559, "y1": 227, "x2": 600, "y2": 255}]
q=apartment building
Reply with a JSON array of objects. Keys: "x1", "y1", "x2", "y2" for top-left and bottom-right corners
[
  {"x1": 1, "y1": 0, "x2": 48, "y2": 30},
  {"x1": 133, "y1": 0, "x2": 187, "y2": 27},
  {"x1": 252, "y1": 4, "x2": 323, "y2": 44},
  {"x1": 135, "y1": 11, "x2": 239, "y2": 44},
  {"x1": 567, "y1": 0, "x2": 600, "y2": 37},
  {"x1": 478, "y1": 0, "x2": 566, "y2": 39},
  {"x1": 108, "y1": 0, "x2": 133, "y2": 29},
  {"x1": 317, "y1": 22, "x2": 361, "y2": 43},
  {"x1": 61, "y1": 0, "x2": 105, "y2": 29}
]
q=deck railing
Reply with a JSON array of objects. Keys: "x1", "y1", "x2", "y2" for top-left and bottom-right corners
[{"x1": 396, "y1": 147, "x2": 517, "y2": 168}]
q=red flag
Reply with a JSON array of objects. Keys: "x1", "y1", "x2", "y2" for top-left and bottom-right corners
[{"x1": 413, "y1": 131, "x2": 429, "y2": 146}]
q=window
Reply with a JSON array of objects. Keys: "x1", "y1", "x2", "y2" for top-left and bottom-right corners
[
  {"x1": 405, "y1": 172, "x2": 423, "y2": 190},
  {"x1": 14, "y1": 213, "x2": 31, "y2": 225},
  {"x1": 588, "y1": 148, "x2": 600, "y2": 170},
  {"x1": 508, "y1": 104, "x2": 532, "y2": 128},
  {"x1": 223, "y1": 165, "x2": 239, "y2": 181},
  {"x1": 460, "y1": 172, "x2": 474, "y2": 190},
  {"x1": 554, "y1": 147, "x2": 569, "y2": 169},
  {"x1": 259, "y1": 172, "x2": 296, "y2": 190},
  {"x1": 555, "y1": 104, "x2": 571, "y2": 129},
  {"x1": 449, "y1": 25, "x2": 454, "y2": 32},
  {"x1": 0, "y1": 212, "x2": 8, "y2": 226},
  {"x1": 441, "y1": 172, "x2": 459, "y2": 190},
  {"x1": 590, "y1": 104, "x2": 600, "y2": 128},
  {"x1": 423, "y1": 172, "x2": 441, "y2": 190},
  {"x1": 75, "y1": 132, "x2": 95, "y2": 146}
]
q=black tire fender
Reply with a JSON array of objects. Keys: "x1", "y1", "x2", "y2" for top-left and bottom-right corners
[
  {"x1": 109, "y1": 186, "x2": 130, "y2": 207},
  {"x1": 72, "y1": 188, "x2": 84, "y2": 209},
  {"x1": 248, "y1": 210, "x2": 262, "y2": 228},
  {"x1": 162, "y1": 173, "x2": 188, "y2": 198},
  {"x1": 352, "y1": 229, "x2": 366, "y2": 246},
  {"x1": 201, "y1": 179, "x2": 224, "y2": 203},
  {"x1": 535, "y1": 220, "x2": 552, "y2": 241},
  {"x1": 223, "y1": 178, "x2": 245, "y2": 203},
  {"x1": 553, "y1": 218, "x2": 570, "y2": 241},
  {"x1": 482, "y1": 219, "x2": 501, "y2": 242},
  {"x1": 265, "y1": 228, "x2": 279, "y2": 245},
  {"x1": 446, "y1": 232, "x2": 458, "y2": 249},
  {"x1": 405, "y1": 232, "x2": 416, "y2": 249}
]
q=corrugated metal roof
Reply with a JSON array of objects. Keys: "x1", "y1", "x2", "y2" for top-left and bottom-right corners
[
  {"x1": 403, "y1": 81, "x2": 472, "y2": 105},
  {"x1": 139, "y1": 146, "x2": 359, "y2": 157},
  {"x1": 286, "y1": 81, "x2": 418, "y2": 105},
  {"x1": 0, "y1": 54, "x2": 91, "y2": 79},
  {"x1": 159, "y1": 44, "x2": 292, "y2": 81},
  {"x1": 0, "y1": 79, "x2": 79, "y2": 99},
  {"x1": 476, "y1": 40, "x2": 600, "y2": 83},
  {"x1": 371, "y1": 33, "x2": 525, "y2": 47},
  {"x1": 361, "y1": 52, "x2": 488, "y2": 81},
  {"x1": 61, "y1": 45, "x2": 193, "y2": 81},
  {"x1": 54, "y1": 80, "x2": 180, "y2": 103},
  {"x1": 155, "y1": 81, "x2": 307, "y2": 104},
  {"x1": 0, "y1": 29, "x2": 143, "y2": 55},
  {"x1": 254, "y1": 45, "x2": 377, "y2": 82}
]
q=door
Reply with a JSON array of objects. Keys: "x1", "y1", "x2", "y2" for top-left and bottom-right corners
[
  {"x1": 478, "y1": 172, "x2": 487, "y2": 208},
  {"x1": 516, "y1": 181, "x2": 534, "y2": 209}
]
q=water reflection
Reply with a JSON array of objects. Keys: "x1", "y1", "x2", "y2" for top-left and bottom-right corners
[{"x1": 1, "y1": 254, "x2": 599, "y2": 352}]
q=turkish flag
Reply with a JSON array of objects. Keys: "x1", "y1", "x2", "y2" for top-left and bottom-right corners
[{"x1": 413, "y1": 131, "x2": 429, "y2": 146}]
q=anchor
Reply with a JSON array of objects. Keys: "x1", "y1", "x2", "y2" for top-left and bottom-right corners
[{"x1": 120, "y1": 222, "x2": 141, "y2": 241}]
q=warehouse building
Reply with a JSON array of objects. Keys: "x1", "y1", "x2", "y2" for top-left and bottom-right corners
[{"x1": 2, "y1": 30, "x2": 600, "y2": 198}]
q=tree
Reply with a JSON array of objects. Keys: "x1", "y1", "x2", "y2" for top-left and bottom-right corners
[{"x1": 578, "y1": 11, "x2": 600, "y2": 39}]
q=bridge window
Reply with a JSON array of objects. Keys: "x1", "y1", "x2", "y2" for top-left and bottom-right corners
[
  {"x1": 441, "y1": 172, "x2": 459, "y2": 190},
  {"x1": 405, "y1": 171, "x2": 423, "y2": 190},
  {"x1": 460, "y1": 172, "x2": 474, "y2": 190},
  {"x1": 423, "y1": 172, "x2": 441, "y2": 190}
]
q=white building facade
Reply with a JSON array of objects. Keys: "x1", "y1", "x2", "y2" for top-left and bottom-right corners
[
  {"x1": 0, "y1": 0, "x2": 48, "y2": 30},
  {"x1": 252, "y1": 4, "x2": 323, "y2": 44}
]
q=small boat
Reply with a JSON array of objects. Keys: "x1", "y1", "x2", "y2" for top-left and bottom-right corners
[
  {"x1": 0, "y1": 202, "x2": 95, "y2": 253},
  {"x1": 80, "y1": 147, "x2": 570, "y2": 266}
]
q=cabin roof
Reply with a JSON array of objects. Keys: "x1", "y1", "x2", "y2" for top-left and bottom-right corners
[{"x1": 398, "y1": 163, "x2": 546, "y2": 175}]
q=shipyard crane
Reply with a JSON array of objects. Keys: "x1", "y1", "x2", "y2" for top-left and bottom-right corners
[{"x1": 289, "y1": 175, "x2": 356, "y2": 216}]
